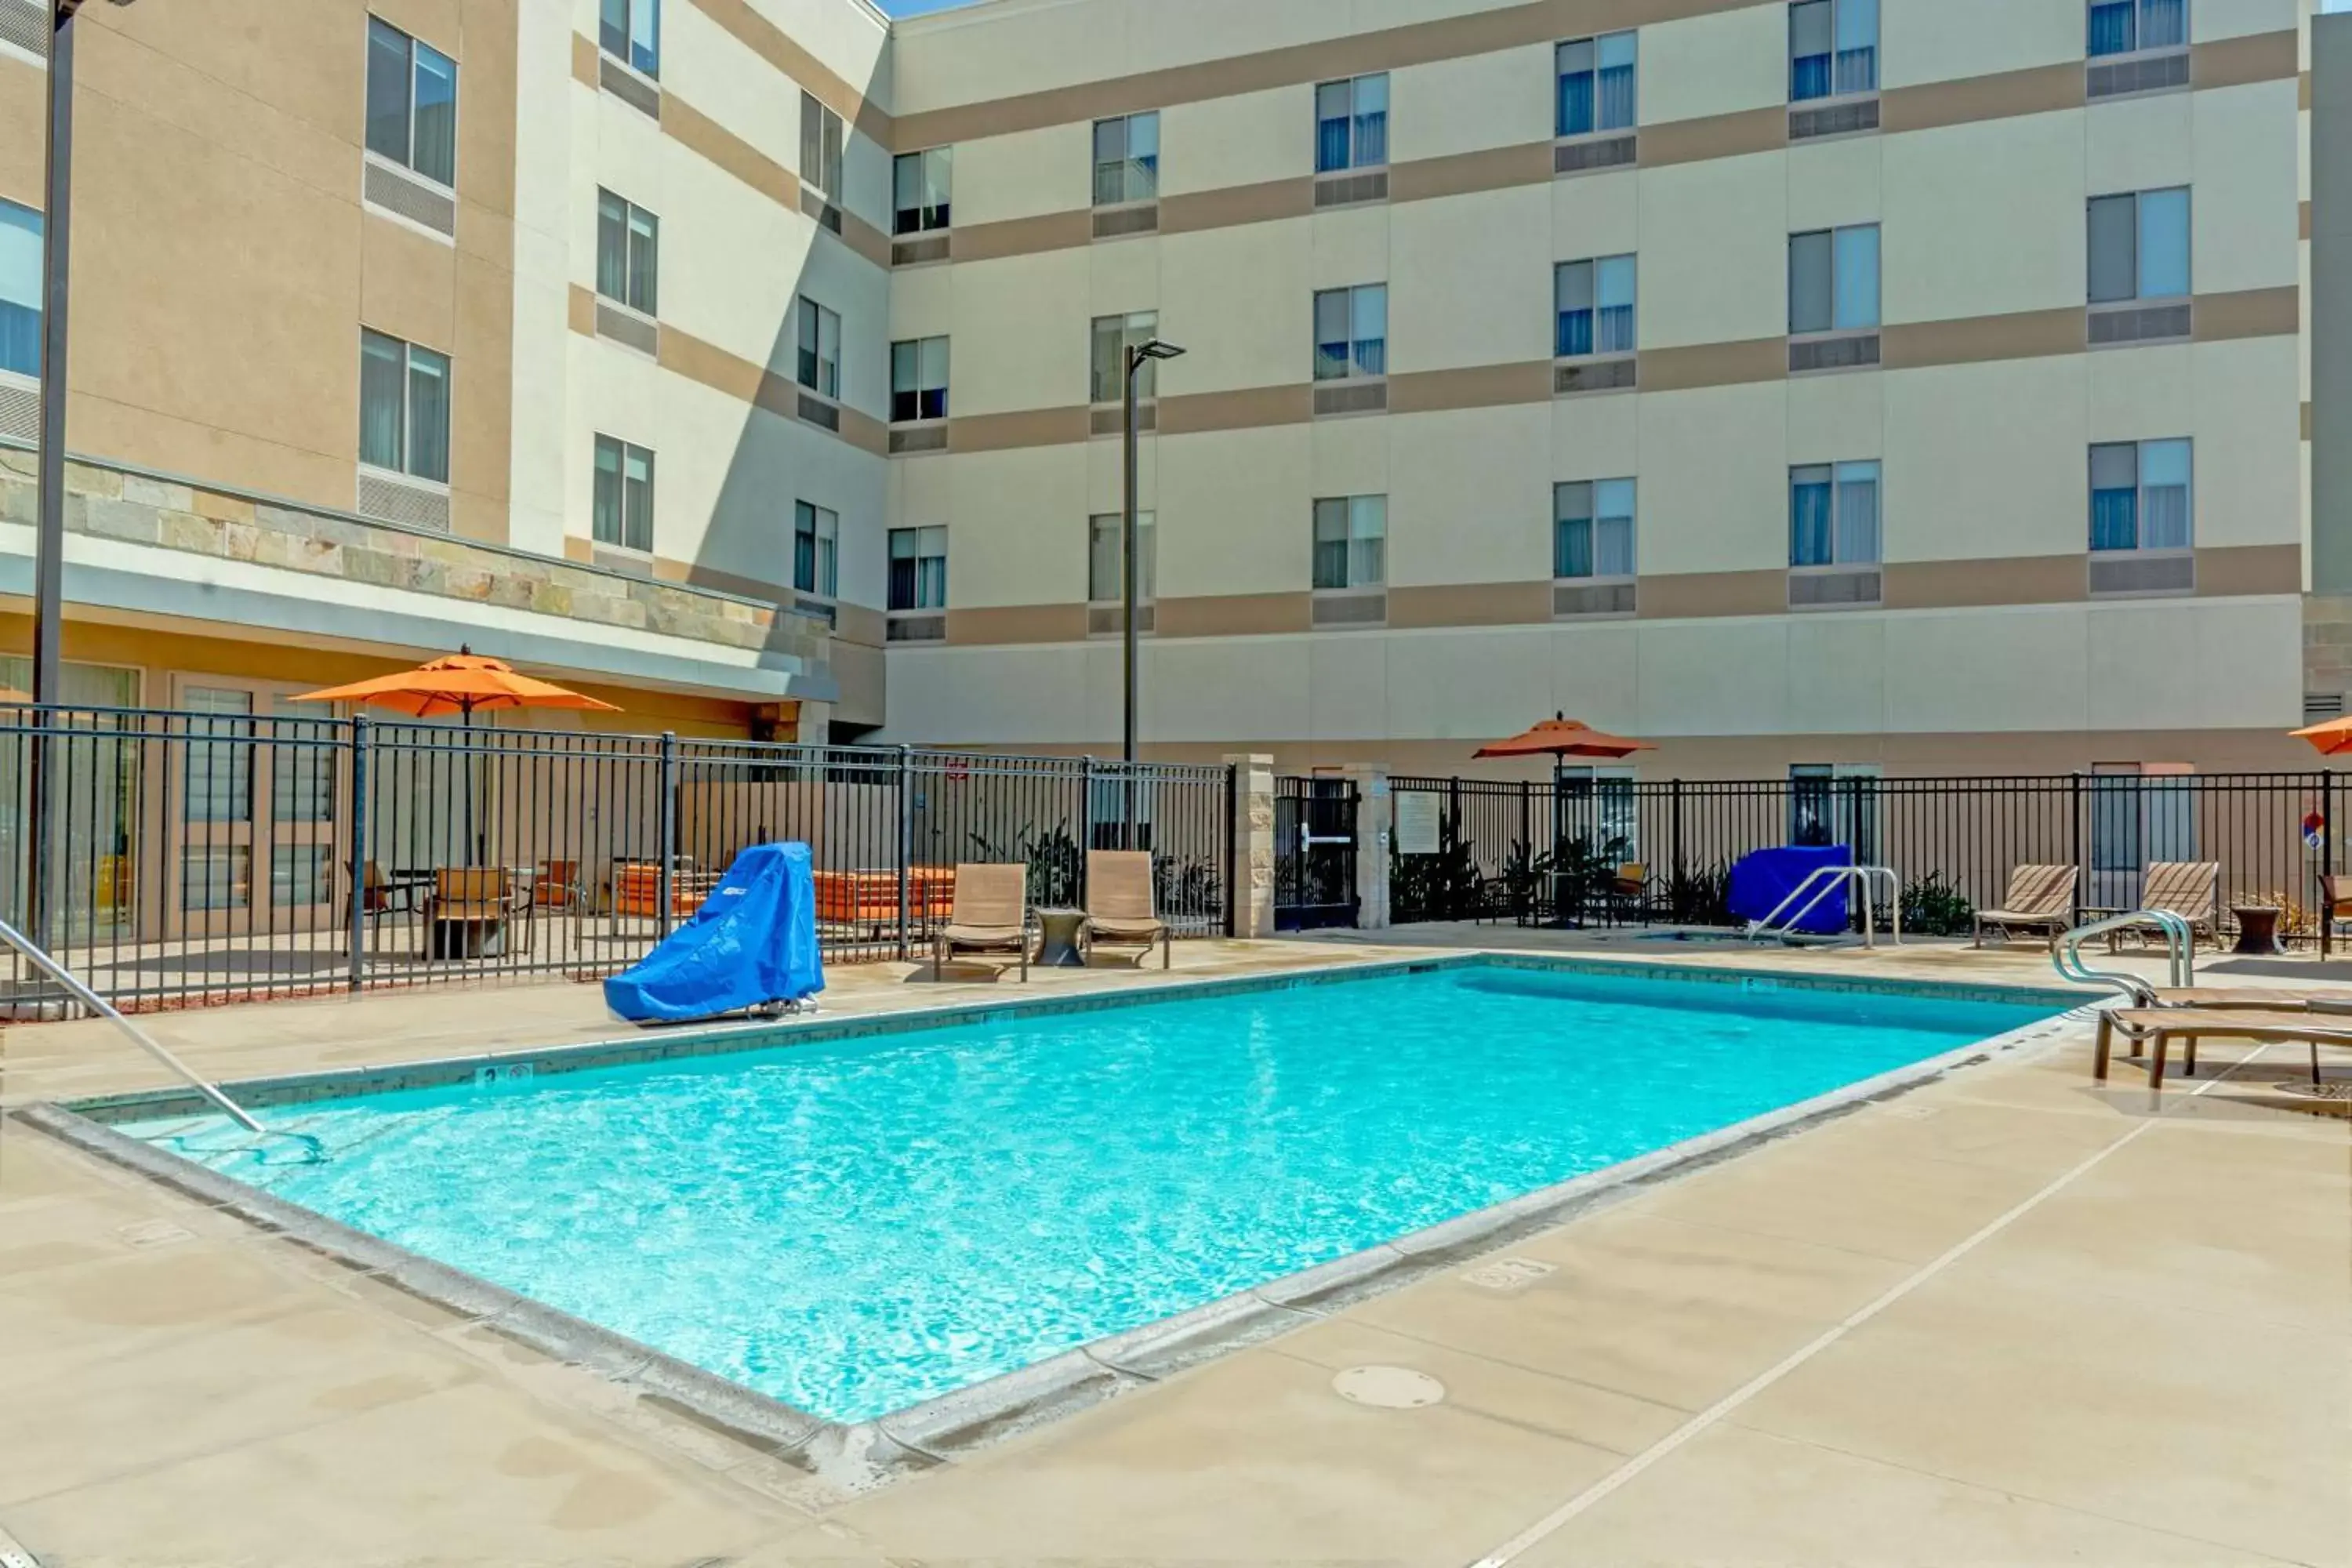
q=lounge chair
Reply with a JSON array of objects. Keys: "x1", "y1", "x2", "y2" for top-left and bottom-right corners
[
  {"x1": 2111, "y1": 861, "x2": 2220, "y2": 953},
  {"x1": 1083, "y1": 850, "x2": 1171, "y2": 969},
  {"x1": 1973, "y1": 864, "x2": 2078, "y2": 949},
  {"x1": 932, "y1": 862, "x2": 1031, "y2": 980},
  {"x1": 2098, "y1": 1005, "x2": 2352, "y2": 1088}
]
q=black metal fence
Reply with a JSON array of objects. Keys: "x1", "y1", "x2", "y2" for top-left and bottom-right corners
[
  {"x1": 1392, "y1": 771, "x2": 2346, "y2": 946},
  {"x1": 0, "y1": 706, "x2": 1232, "y2": 1011}
]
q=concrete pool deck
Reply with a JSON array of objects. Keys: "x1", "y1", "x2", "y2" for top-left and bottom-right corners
[{"x1": 2, "y1": 930, "x2": 2347, "y2": 1566}]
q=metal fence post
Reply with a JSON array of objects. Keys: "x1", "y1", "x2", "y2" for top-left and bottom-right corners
[
  {"x1": 1670, "y1": 778, "x2": 1685, "y2": 897},
  {"x1": 657, "y1": 731, "x2": 678, "y2": 940},
  {"x1": 347, "y1": 714, "x2": 369, "y2": 993},
  {"x1": 1225, "y1": 761, "x2": 1239, "y2": 936},
  {"x1": 895, "y1": 744, "x2": 914, "y2": 961},
  {"x1": 2067, "y1": 771, "x2": 2083, "y2": 924},
  {"x1": 2323, "y1": 769, "x2": 2336, "y2": 961}
]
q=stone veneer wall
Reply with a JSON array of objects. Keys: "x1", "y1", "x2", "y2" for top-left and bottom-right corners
[{"x1": 0, "y1": 448, "x2": 826, "y2": 661}]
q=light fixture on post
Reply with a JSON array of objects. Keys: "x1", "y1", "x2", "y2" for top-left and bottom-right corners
[{"x1": 1120, "y1": 336, "x2": 1184, "y2": 849}]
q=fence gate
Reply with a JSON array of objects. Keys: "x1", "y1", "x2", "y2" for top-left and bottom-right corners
[{"x1": 1275, "y1": 775, "x2": 1359, "y2": 930}]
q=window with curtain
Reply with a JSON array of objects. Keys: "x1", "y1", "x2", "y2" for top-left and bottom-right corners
[
  {"x1": 2089, "y1": 187, "x2": 2190, "y2": 303},
  {"x1": 1093, "y1": 113, "x2": 1160, "y2": 206},
  {"x1": 594, "y1": 190, "x2": 659, "y2": 314},
  {"x1": 183, "y1": 686, "x2": 255, "y2": 828},
  {"x1": 1557, "y1": 32, "x2": 1638, "y2": 137},
  {"x1": 1555, "y1": 480, "x2": 1637, "y2": 580},
  {"x1": 800, "y1": 93, "x2": 844, "y2": 200},
  {"x1": 1088, "y1": 513, "x2": 1157, "y2": 604},
  {"x1": 793, "y1": 501, "x2": 839, "y2": 597},
  {"x1": 600, "y1": 0, "x2": 660, "y2": 77},
  {"x1": 892, "y1": 147, "x2": 953, "y2": 234},
  {"x1": 1790, "y1": 460, "x2": 1880, "y2": 567},
  {"x1": 358, "y1": 328, "x2": 450, "y2": 483},
  {"x1": 1555, "y1": 256, "x2": 1636, "y2": 358},
  {"x1": 0, "y1": 199, "x2": 39, "y2": 379},
  {"x1": 891, "y1": 337, "x2": 950, "y2": 422},
  {"x1": 592, "y1": 434, "x2": 655, "y2": 552},
  {"x1": 2089, "y1": 0, "x2": 2187, "y2": 56},
  {"x1": 1316, "y1": 74, "x2": 1389, "y2": 172},
  {"x1": 2089, "y1": 439, "x2": 2191, "y2": 552},
  {"x1": 888, "y1": 526, "x2": 948, "y2": 611},
  {"x1": 1090, "y1": 312, "x2": 1160, "y2": 403},
  {"x1": 797, "y1": 297, "x2": 841, "y2": 397},
  {"x1": 1788, "y1": 223, "x2": 1879, "y2": 333},
  {"x1": 365, "y1": 17, "x2": 458, "y2": 188},
  {"x1": 1312, "y1": 285, "x2": 1387, "y2": 380},
  {"x1": 1312, "y1": 496, "x2": 1387, "y2": 590},
  {"x1": 1790, "y1": 0, "x2": 1875, "y2": 101}
]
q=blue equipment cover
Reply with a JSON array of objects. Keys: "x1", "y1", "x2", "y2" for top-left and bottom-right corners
[
  {"x1": 604, "y1": 842, "x2": 826, "y2": 1023},
  {"x1": 1728, "y1": 844, "x2": 1853, "y2": 935}
]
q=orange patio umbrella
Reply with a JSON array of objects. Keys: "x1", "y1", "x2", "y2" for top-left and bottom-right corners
[
  {"x1": 2292, "y1": 716, "x2": 2352, "y2": 757},
  {"x1": 289, "y1": 647, "x2": 619, "y2": 723},
  {"x1": 1475, "y1": 713, "x2": 1654, "y2": 764}
]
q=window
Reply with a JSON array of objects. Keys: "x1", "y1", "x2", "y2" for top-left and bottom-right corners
[
  {"x1": 592, "y1": 434, "x2": 655, "y2": 552},
  {"x1": 1312, "y1": 285, "x2": 1387, "y2": 381},
  {"x1": 1312, "y1": 496, "x2": 1387, "y2": 590},
  {"x1": 0, "y1": 199, "x2": 38, "y2": 379},
  {"x1": 1555, "y1": 481, "x2": 1636, "y2": 580},
  {"x1": 1555, "y1": 257, "x2": 1636, "y2": 358},
  {"x1": 1091, "y1": 312, "x2": 1160, "y2": 404},
  {"x1": 358, "y1": 328, "x2": 450, "y2": 484},
  {"x1": 594, "y1": 190, "x2": 658, "y2": 315},
  {"x1": 598, "y1": 0, "x2": 659, "y2": 77},
  {"x1": 1088, "y1": 512, "x2": 1157, "y2": 604},
  {"x1": 801, "y1": 93, "x2": 844, "y2": 202},
  {"x1": 1789, "y1": 461, "x2": 1881, "y2": 567},
  {"x1": 797, "y1": 297, "x2": 841, "y2": 398},
  {"x1": 2089, "y1": 0, "x2": 2186, "y2": 56},
  {"x1": 365, "y1": 17, "x2": 458, "y2": 188},
  {"x1": 891, "y1": 337, "x2": 949, "y2": 423},
  {"x1": 1791, "y1": 0, "x2": 1876, "y2": 101},
  {"x1": 1559, "y1": 766, "x2": 1639, "y2": 859},
  {"x1": 1557, "y1": 33, "x2": 1637, "y2": 136},
  {"x1": 1790, "y1": 764, "x2": 1880, "y2": 861},
  {"x1": 2089, "y1": 188, "x2": 2190, "y2": 303},
  {"x1": 1316, "y1": 74, "x2": 1389, "y2": 172},
  {"x1": 893, "y1": 147, "x2": 952, "y2": 234},
  {"x1": 1093, "y1": 113, "x2": 1160, "y2": 206},
  {"x1": 1788, "y1": 224, "x2": 1879, "y2": 333},
  {"x1": 2089, "y1": 440, "x2": 2192, "y2": 552},
  {"x1": 793, "y1": 502, "x2": 839, "y2": 597},
  {"x1": 888, "y1": 526, "x2": 948, "y2": 612}
]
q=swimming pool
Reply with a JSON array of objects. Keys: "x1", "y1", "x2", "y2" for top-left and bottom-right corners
[{"x1": 116, "y1": 961, "x2": 2062, "y2": 1424}]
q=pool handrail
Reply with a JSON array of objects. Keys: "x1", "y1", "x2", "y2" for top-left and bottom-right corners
[
  {"x1": 1748, "y1": 864, "x2": 1903, "y2": 947},
  {"x1": 2053, "y1": 908, "x2": 2194, "y2": 1003}
]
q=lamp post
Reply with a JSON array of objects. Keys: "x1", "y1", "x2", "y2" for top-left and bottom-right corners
[{"x1": 1120, "y1": 336, "x2": 1183, "y2": 849}]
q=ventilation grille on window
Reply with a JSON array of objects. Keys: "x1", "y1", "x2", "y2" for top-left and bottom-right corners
[
  {"x1": 1313, "y1": 170, "x2": 1389, "y2": 209},
  {"x1": 892, "y1": 234, "x2": 951, "y2": 267},
  {"x1": 356, "y1": 472, "x2": 452, "y2": 534},
  {"x1": 1789, "y1": 97, "x2": 1880, "y2": 141},
  {"x1": 1554, "y1": 581, "x2": 1637, "y2": 619},
  {"x1": 1788, "y1": 568, "x2": 1882, "y2": 608},
  {"x1": 598, "y1": 55, "x2": 661, "y2": 118},
  {"x1": 1788, "y1": 332, "x2": 1882, "y2": 374},
  {"x1": 800, "y1": 189, "x2": 844, "y2": 234},
  {"x1": 1091, "y1": 402, "x2": 1158, "y2": 437},
  {"x1": 1555, "y1": 357, "x2": 1637, "y2": 396},
  {"x1": 2089, "y1": 303, "x2": 2192, "y2": 347},
  {"x1": 594, "y1": 300, "x2": 659, "y2": 356},
  {"x1": 1311, "y1": 590, "x2": 1387, "y2": 628},
  {"x1": 1555, "y1": 134, "x2": 1637, "y2": 176},
  {"x1": 2088, "y1": 551, "x2": 2195, "y2": 597},
  {"x1": 1088, "y1": 603, "x2": 1156, "y2": 637},
  {"x1": 887, "y1": 614, "x2": 947, "y2": 643},
  {"x1": 793, "y1": 594, "x2": 839, "y2": 628},
  {"x1": 1093, "y1": 203, "x2": 1160, "y2": 239},
  {"x1": 2087, "y1": 50, "x2": 2190, "y2": 100},
  {"x1": 888, "y1": 423, "x2": 949, "y2": 455},
  {"x1": 1313, "y1": 380, "x2": 1388, "y2": 417},
  {"x1": 363, "y1": 160, "x2": 458, "y2": 238},
  {"x1": 797, "y1": 394, "x2": 840, "y2": 432},
  {"x1": 0, "y1": 376, "x2": 36, "y2": 443},
  {"x1": 0, "y1": 0, "x2": 47, "y2": 59}
]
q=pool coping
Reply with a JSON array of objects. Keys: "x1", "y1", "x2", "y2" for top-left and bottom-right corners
[{"x1": 11, "y1": 953, "x2": 2102, "y2": 1497}]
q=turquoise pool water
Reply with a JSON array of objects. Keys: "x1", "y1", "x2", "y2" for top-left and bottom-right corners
[{"x1": 123, "y1": 964, "x2": 2056, "y2": 1421}]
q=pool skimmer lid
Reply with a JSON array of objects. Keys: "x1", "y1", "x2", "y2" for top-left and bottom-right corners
[{"x1": 1333, "y1": 1365, "x2": 1446, "y2": 1410}]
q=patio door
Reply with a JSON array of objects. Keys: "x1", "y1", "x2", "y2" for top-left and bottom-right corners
[
  {"x1": 2087, "y1": 763, "x2": 2194, "y2": 912},
  {"x1": 170, "y1": 683, "x2": 339, "y2": 938},
  {"x1": 1789, "y1": 764, "x2": 1881, "y2": 864}
]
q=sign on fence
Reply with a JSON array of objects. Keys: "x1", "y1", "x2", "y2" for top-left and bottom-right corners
[{"x1": 1395, "y1": 791, "x2": 1442, "y2": 855}]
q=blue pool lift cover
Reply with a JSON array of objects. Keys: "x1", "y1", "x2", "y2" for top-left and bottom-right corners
[
  {"x1": 604, "y1": 842, "x2": 826, "y2": 1024},
  {"x1": 1727, "y1": 844, "x2": 1853, "y2": 935}
]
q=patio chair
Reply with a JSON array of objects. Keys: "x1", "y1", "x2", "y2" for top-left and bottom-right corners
[
  {"x1": 1082, "y1": 850, "x2": 1171, "y2": 969},
  {"x1": 1972, "y1": 865, "x2": 2078, "y2": 949},
  {"x1": 353, "y1": 860, "x2": 426, "y2": 950},
  {"x1": 2097, "y1": 1004, "x2": 2352, "y2": 1089},
  {"x1": 1601, "y1": 862, "x2": 1649, "y2": 926},
  {"x1": 425, "y1": 867, "x2": 530, "y2": 960},
  {"x1": 2110, "y1": 861, "x2": 2220, "y2": 954},
  {"x1": 2322, "y1": 876, "x2": 2352, "y2": 946},
  {"x1": 534, "y1": 858, "x2": 586, "y2": 912},
  {"x1": 933, "y1": 862, "x2": 1031, "y2": 981}
]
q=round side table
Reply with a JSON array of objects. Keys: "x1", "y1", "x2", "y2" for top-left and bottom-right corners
[
  {"x1": 1035, "y1": 907, "x2": 1088, "y2": 967},
  {"x1": 2229, "y1": 904, "x2": 2284, "y2": 956}
]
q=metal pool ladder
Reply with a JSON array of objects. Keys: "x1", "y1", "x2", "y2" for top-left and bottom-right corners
[
  {"x1": 2053, "y1": 909, "x2": 2194, "y2": 1004},
  {"x1": 1747, "y1": 864, "x2": 1903, "y2": 947}
]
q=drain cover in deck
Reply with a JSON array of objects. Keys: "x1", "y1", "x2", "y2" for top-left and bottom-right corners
[{"x1": 1332, "y1": 1366, "x2": 1445, "y2": 1409}]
